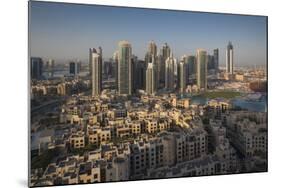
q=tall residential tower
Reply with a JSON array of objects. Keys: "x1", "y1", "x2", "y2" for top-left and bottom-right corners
[
  {"x1": 31, "y1": 57, "x2": 43, "y2": 80},
  {"x1": 196, "y1": 49, "x2": 207, "y2": 90},
  {"x1": 213, "y1": 48, "x2": 219, "y2": 73},
  {"x1": 69, "y1": 61, "x2": 81, "y2": 75},
  {"x1": 146, "y1": 63, "x2": 155, "y2": 95},
  {"x1": 226, "y1": 42, "x2": 234, "y2": 74},
  {"x1": 118, "y1": 41, "x2": 132, "y2": 95},
  {"x1": 165, "y1": 55, "x2": 176, "y2": 90},
  {"x1": 159, "y1": 43, "x2": 171, "y2": 85},
  {"x1": 90, "y1": 48, "x2": 102, "y2": 96},
  {"x1": 145, "y1": 40, "x2": 157, "y2": 64},
  {"x1": 178, "y1": 60, "x2": 186, "y2": 93}
]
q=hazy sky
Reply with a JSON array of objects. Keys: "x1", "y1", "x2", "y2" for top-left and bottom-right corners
[{"x1": 30, "y1": 1, "x2": 267, "y2": 66}]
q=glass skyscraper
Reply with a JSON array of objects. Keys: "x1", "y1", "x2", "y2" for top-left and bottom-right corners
[
  {"x1": 178, "y1": 60, "x2": 186, "y2": 93},
  {"x1": 31, "y1": 57, "x2": 43, "y2": 80},
  {"x1": 118, "y1": 41, "x2": 132, "y2": 95},
  {"x1": 213, "y1": 48, "x2": 219, "y2": 73},
  {"x1": 226, "y1": 42, "x2": 234, "y2": 74},
  {"x1": 187, "y1": 55, "x2": 196, "y2": 76},
  {"x1": 196, "y1": 49, "x2": 207, "y2": 90}
]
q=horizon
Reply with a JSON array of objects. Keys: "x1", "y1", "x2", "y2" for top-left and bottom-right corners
[{"x1": 29, "y1": 1, "x2": 267, "y2": 66}]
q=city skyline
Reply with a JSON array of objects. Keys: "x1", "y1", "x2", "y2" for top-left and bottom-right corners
[
  {"x1": 29, "y1": 2, "x2": 267, "y2": 187},
  {"x1": 30, "y1": 1, "x2": 267, "y2": 66}
]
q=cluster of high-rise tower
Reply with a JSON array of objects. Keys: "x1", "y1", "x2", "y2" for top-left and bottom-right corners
[{"x1": 89, "y1": 41, "x2": 234, "y2": 96}]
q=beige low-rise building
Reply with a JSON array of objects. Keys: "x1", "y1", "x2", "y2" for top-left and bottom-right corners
[
  {"x1": 116, "y1": 126, "x2": 131, "y2": 138},
  {"x1": 177, "y1": 98, "x2": 190, "y2": 109},
  {"x1": 128, "y1": 121, "x2": 142, "y2": 135},
  {"x1": 88, "y1": 126, "x2": 111, "y2": 146},
  {"x1": 69, "y1": 131, "x2": 85, "y2": 149},
  {"x1": 144, "y1": 119, "x2": 158, "y2": 133},
  {"x1": 78, "y1": 162, "x2": 100, "y2": 184},
  {"x1": 168, "y1": 109, "x2": 181, "y2": 124},
  {"x1": 235, "y1": 74, "x2": 246, "y2": 81},
  {"x1": 88, "y1": 150, "x2": 102, "y2": 161}
]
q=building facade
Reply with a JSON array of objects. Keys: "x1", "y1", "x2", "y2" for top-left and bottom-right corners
[
  {"x1": 213, "y1": 48, "x2": 219, "y2": 73},
  {"x1": 165, "y1": 56, "x2": 176, "y2": 90},
  {"x1": 178, "y1": 60, "x2": 186, "y2": 93},
  {"x1": 196, "y1": 49, "x2": 208, "y2": 90},
  {"x1": 118, "y1": 41, "x2": 132, "y2": 95},
  {"x1": 145, "y1": 41, "x2": 157, "y2": 64},
  {"x1": 187, "y1": 55, "x2": 196, "y2": 76},
  {"x1": 69, "y1": 61, "x2": 81, "y2": 75},
  {"x1": 160, "y1": 43, "x2": 171, "y2": 85},
  {"x1": 146, "y1": 63, "x2": 155, "y2": 95},
  {"x1": 91, "y1": 49, "x2": 102, "y2": 96},
  {"x1": 31, "y1": 57, "x2": 43, "y2": 80},
  {"x1": 226, "y1": 42, "x2": 234, "y2": 74}
]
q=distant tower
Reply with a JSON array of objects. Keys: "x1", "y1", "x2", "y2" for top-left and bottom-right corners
[
  {"x1": 173, "y1": 53, "x2": 178, "y2": 77},
  {"x1": 165, "y1": 55, "x2": 176, "y2": 90},
  {"x1": 98, "y1": 46, "x2": 103, "y2": 61},
  {"x1": 196, "y1": 49, "x2": 208, "y2": 90},
  {"x1": 89, "y1": 48, "x2": 97, "y2": 76},
  {"x1": 47, "y1": 59, "x2": 55, "y2": 77},
  {"x1": 97, "y1": 47, "x2": 103, "y2": 92},
  {"x1": 145, "y1": 41, "x2": 157, "y2": 63},
  {"x1": 69, "y1": 61, "x2": 80, "y2": 75},
  {"x1": 145, "y1": 41, "x2": 157, "y2": 88},
  {"x1": 178, "y1": 60, "x2": 186, "y2": 93},
  {"x1": 181, "y1": 55, "x2": 189, "y2": 84},
  {"x1": 207, "y1": 55, "x2": 214, "y2": 71},
  {"x1": 226, "y1": 42, "x2": 234, "y2": 74},
  {"x1": 69, "y1": 62, "x2": 75, "y2": 75},
  {"x1": 148, "y1": 41, "x2": 157, "y2": 57},
  {"x1": 91, "y1": 49, "x2": 102, "y2": 96},
  {"x1": 187, "y1": 55, "x2": 196, "y2": 76},
  {"x1": 113, "y1": 51, "x2": 119, "y2": 90},
  {"x1": 213, "y1": 48, "x2": 219, "y2": 73},
  {"x1": 159, "y1": 43, "x2": 171, "y2": 85},
  {"x1": 155, "y1": 54, "x2": 162, "y2": 89},
  {"x1": 161, "y1": 43, "x2": 171, "y2": 61},
  {"x1": 146, "y1": 63, "x2": 155, "y2": 95},
  {"x1": 118, "y1": 40, "x2": 132, "y2": 95},
  {"x1": 131, "y1": 54, "x2": 138, "y2": 93},
  {"x1": 157, "y1": 53, "x2": 165, "y2": 87},
  {"x1": 31, "y1": 57, "x2": 43, "y2": 80}
]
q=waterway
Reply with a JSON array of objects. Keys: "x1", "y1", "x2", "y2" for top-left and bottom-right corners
[
  {"x1": 231, "y1": 95, "x2": 267, "y2": 112},
  {"x1": 184, "y1": 93, "x2": 267, "y2": 112}
]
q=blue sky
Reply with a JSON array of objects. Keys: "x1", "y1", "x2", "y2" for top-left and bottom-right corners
[{"x1": 30, "y1": 1, "x2": 267, "y2": 66}]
